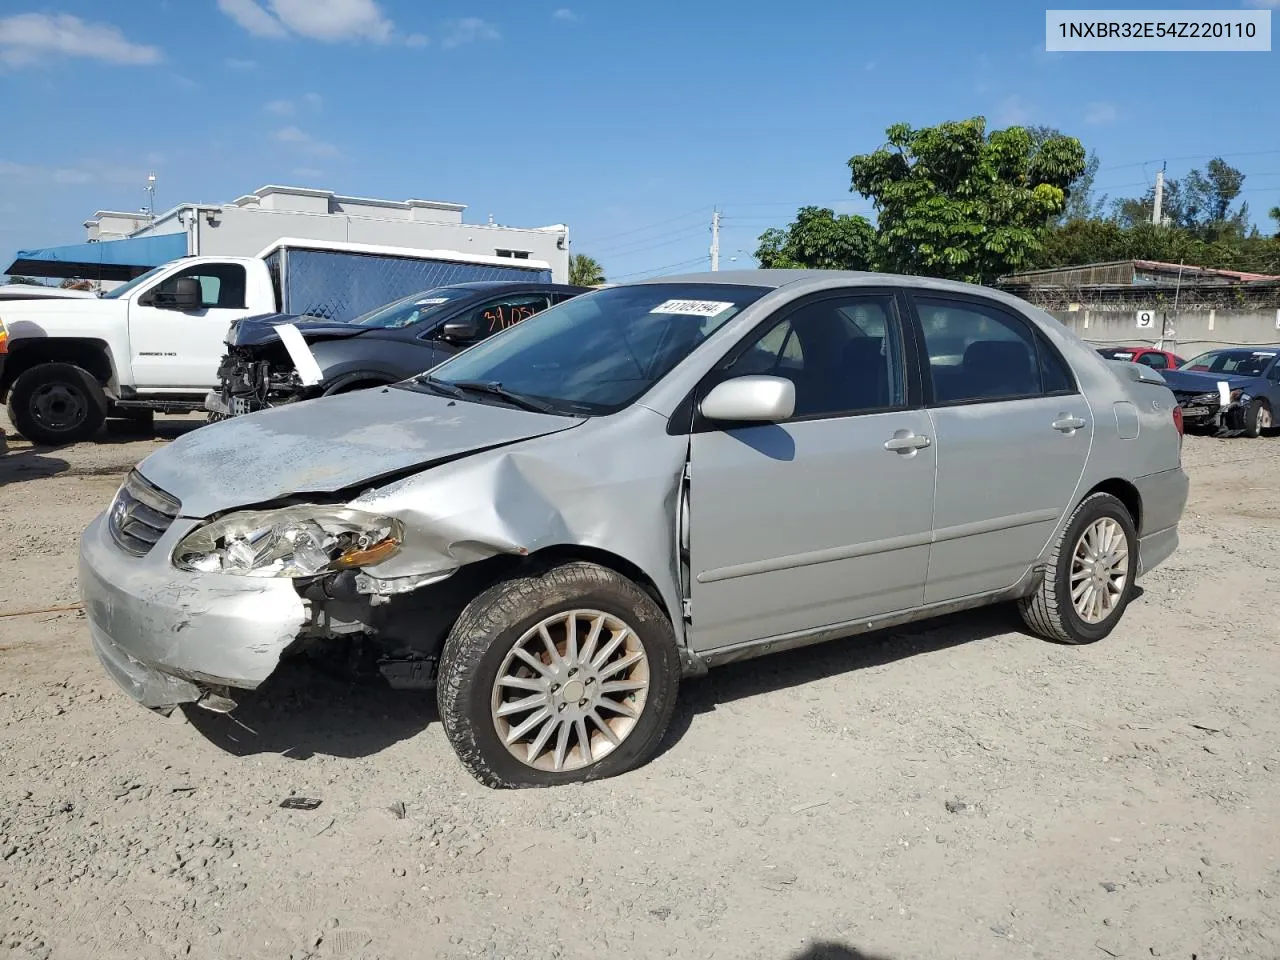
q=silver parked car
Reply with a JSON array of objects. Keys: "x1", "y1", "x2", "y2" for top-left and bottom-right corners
[{"x1": 80, "y1": 271, "x2": 1189, "y2": 788}]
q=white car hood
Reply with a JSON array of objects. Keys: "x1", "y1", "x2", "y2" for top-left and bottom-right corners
[{"x1": 136, "y1": 386, "x2": 586, "y2": 518}]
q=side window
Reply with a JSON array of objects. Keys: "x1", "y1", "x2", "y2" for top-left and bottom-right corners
[
  {"x1": 915, "y1": 297, "x2": 1073, "y2": 404},
  {"x1": 720, "y1": 295, "x2": 905, "y2": 419},
  {"x1": 158, "y1": 263, "x2": 248, "y2": 310},
  {"x1": 468, "y1": 294, "x2": 551, "y2": 340},
  {"x1": 1137, "y1": 352, "x2": 1168, "y2": 369}
]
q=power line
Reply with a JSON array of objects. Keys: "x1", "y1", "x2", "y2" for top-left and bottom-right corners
[
  {"x1": 612, "y1": 255, "x2": 709, "y2": 281},
  {"x1": 575, "y1": 207, "x2": 708, "y2": 247},
  {"x1": 594, "y1": 222, "x2": 707, "y2": 258}
]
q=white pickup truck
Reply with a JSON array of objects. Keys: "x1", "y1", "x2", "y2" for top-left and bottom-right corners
[{"x1": 0, "y1": 239, "x2": 553, "y2": 445}]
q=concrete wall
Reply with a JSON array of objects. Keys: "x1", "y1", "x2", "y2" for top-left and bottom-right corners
[
  {"x1": 1051, "y1": 305, "x2": 1280, "y2": 355},
  {"x1": 190, "y1": 206, "x2": 569, "y2": 281}
]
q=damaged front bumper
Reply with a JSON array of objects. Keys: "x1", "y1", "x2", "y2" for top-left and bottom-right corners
[{"x1": 79, "y1": 513, "x2": 310, "y2": 713}]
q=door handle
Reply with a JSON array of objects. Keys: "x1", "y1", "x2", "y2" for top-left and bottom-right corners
[
  {"x1": 884, "y1": 433, "x2": 932, "y2": 453},
  {"x1": 1052, "y1": 414, "x2": 1086, "y2": 433}
]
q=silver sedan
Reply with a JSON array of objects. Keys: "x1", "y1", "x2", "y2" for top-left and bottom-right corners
[{"x1": 80, "y1": 271, "x2": 1189, "y2": 787}]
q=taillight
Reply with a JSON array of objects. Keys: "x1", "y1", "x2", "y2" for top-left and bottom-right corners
[{"x1": 1172, "y1": 404, "x2": 1184, "y2": 436}]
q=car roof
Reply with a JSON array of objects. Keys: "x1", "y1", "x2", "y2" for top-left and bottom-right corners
[
  {"x1": 441, "y1": 281, "x2": 588, "y2": 293},
  {"x1": 636, "y1": 268, "x2": 1026, "y2": 301}
]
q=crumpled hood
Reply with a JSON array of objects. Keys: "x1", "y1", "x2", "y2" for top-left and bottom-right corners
[
  {"x1": 1162, "y1": 368, "x2": 1264, "y2": 393},
  {"x1": 137, "y1": 387, "x2": 585, "y2": 518},
  {"x1": 227, "y1": 312, "x2": 369, "y2": 348},
  {"x1": 0, "y1": 296, "x2": 127, "y2": 339}
]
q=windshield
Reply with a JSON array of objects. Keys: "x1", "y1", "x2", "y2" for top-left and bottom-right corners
[
  {"x1": 1182, "y1": 349, "x2": 1277, "y2": 377},
  {"x1": 419, "y1": 283, "x2": 770, "y2": 415},
  {"x1": 102, "y1": 266, "x2": 166, "y2": 300},
  {"x1": 350, "y1": 287, "x2": 475, "y2": 328}
]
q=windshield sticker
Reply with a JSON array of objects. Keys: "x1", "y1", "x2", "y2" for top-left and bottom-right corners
[
  {"x1": 1252, "y1": 351, "x2": 1277, "y2": 357},
  {"x1": 1112, "y1": 352, "x2": 1133, "y2": 359},
  {"x1": 415, "y1": 298, "x2": 451, "y2": 306},
  {"x1": 650, "y1": 299, "x2": 734, "y2": 318}
]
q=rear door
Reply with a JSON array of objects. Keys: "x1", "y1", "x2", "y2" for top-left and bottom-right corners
[
  {"x1": 129, "y1": 263, "x2": 249, "y2": 390},
  {"x1": 909, "y1": 293, "x2": 1092, "y2": 603},
  {"x1": 687, "y1": 291, "x2": 936, "y2": 652}
]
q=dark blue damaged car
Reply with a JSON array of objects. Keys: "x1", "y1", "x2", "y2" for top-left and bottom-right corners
[{"x1": 1162, "y1": 346, "x2": 1280, "y2": 437}]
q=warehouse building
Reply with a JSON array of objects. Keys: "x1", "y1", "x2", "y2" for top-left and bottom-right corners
[{"x1": 8, "y1": 184, "x2": 569, "y2": 285}]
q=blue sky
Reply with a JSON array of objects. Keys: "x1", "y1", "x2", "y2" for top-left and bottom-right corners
[{"x1": 1, "y1": 0, "x2": 1277, "y2": 282}]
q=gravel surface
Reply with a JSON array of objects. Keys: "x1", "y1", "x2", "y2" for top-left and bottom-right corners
[{"x1": 2, "y1": 410, "x2": 1279, "y2": 960}]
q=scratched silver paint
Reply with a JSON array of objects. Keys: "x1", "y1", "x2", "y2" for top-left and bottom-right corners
[{"x1": 80, "y1": 270, "x2": 1189, "y2": 712}]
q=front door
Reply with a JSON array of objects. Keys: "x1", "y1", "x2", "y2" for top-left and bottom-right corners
[
  {"x1": 687, "y1": 292, "x2": 936, "y2": 652},
  {"x1": 911, "y1": 294, "x2": 1093, "y2": 603},
  {"x1": 129, "y1": 262, "x2": 250, "y2": 390}
]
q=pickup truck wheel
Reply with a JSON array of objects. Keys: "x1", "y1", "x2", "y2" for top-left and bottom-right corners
[
  {"x1": 7, "y1": 363, "x2": 108, "y2": 446},
  {"x1": 437, "y1": 561, "x2": 680, "y2": 789},
  {"x1": 1018, "y1": 492, "x2": 1138, "y2": 645}
]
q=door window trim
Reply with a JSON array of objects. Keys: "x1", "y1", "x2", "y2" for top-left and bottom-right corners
[
  {"x1": 669, "y1": 288, "x2": 926, "y2": 435},
  {"x1": 903, "y1": 291, "x2": 1080, "y2": 409}
]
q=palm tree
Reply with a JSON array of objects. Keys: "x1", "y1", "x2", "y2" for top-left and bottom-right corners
[
  {"x1": 569, "y1": 253, "x2": 606, "y2": 286},
  {"x1": 1270, "y1": 205, "x2": 1280, "y2": 238}
]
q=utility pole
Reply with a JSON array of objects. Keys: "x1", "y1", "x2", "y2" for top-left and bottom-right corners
[
  {"x1": 1152, "y1": 162, "x2": 1165, "y2": 226},
  {"x1": 144, "y1": 173, "x2": 157, "y2": 221},
  {"x1": 710, "y1": 208, "x2": 721, "y2": 271}
]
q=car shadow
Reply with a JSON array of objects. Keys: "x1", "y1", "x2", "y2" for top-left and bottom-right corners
[
  {"x1": 0, "y1": 445, "x2": 69, "y2": 486},
  {"x1": 787, "y1": 944, "x2": 894, "y2": 960},
  {"x1": 97, "y1": 416, "x2": 205, "y2": 444},
  {"x1": 656, "y1": 605, "x2": 1024, "y2": 759},
  {"x1": 182, "y1": 660, "x2": 434, "y2": 761}
]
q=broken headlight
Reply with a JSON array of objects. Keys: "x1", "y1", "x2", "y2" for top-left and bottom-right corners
[{"x1": 173, "y1": 506, "x2": 402, "y2": 578}]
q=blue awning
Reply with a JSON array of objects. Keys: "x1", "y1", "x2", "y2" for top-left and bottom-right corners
[{"x1": 6, "y1": 232, "x2": 189, "y2": 282}]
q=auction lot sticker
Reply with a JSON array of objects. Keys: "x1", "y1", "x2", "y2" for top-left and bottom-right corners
[{"x1": 650, "y1": 299, "x2": 734, "y2": 317}]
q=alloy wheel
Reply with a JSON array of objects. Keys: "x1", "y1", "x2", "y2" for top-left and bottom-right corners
[{"x1": 1070, "y1": 517, "x2": 1129, "y2": 624}]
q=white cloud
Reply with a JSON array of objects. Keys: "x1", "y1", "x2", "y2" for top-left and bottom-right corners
[
  {"x1": 217, "y1": 0, "x2": 289, "y2": 38},
  {"x1": 0, "y1": 158, "x2": 151, "y2": 187},
  {"x1": 0, "y1": 13, "x2": 161, "y2": 68},
  {"x1": 442, "y1": 17, "x2": 500, "y2": 48},
  {"x1": 265, "y1": 98, "x2": 295, "y2": 116},
  {"x1": 219, "y1": 0, "x2": 412, "y2": 44},
  {"x1": 303, "y1": 91, "x2": 323, "y2": 109},
  {"x1": 275, "y1": 126, "x2": 339, "y2": 157},
  {"x1": 552, "y1": 8, "x2": 578, "y2": 21},
  {"x1": 993, "y1": 95, "x2": 1033, "y2": 126},
  {"x1": 1084, "y1": 101, "x2": 1119, "y2": 125}
]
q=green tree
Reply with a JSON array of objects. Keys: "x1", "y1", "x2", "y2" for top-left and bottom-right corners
[
  {"x1": 1113, "y1": 158, "x2": 1249, "y2": 239},
  {"x1": 1027, "y1": 126, "x2": 1106, "y2": 222},
  {"x1": 848, "y1": 117, "x2": 1086, "y2": 283},
  {"x1": 1269, "y1": 206, "x2": 1280, "y2": 238},
  {"x1": 754, "y1": 205, "x2": 875, "y2": 270},
  {"x1": 568, "y1": 253, "x2": 606, "y2": 286},
  {"x1": 3, "y1": 275, "x2": 42, "y2": 285}
]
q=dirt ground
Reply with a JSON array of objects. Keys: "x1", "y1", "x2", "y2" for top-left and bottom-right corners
[{"x1": 2, "y1": 409, "x2": 1278, "y2": 960}]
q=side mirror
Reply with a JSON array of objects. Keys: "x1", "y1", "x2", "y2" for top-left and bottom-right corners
[
  {"x1": 700, "y1": 375, "x2": 795, "y2": 423},
  {"x1": 440, "y1": 316, "x2": 480, "y2": 343},
  {"x1": 154, "y1": 276, "x2": 202, "y2": 311}
]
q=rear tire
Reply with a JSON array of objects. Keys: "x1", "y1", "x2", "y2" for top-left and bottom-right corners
[
  {"x1": 7, "y1": 362, "x2": 108, "y2": 446},
  {"x1": 437, "y1": 561, "x2": 681, "y2": 789},
  {"x1": 1018, "y1": 492, "x2": 1138, "y2": 645}
]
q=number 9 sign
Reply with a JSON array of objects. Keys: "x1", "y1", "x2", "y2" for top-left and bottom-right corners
[{"x1": 1135, "y1": 309, "x2": 1155, "y2": 329}]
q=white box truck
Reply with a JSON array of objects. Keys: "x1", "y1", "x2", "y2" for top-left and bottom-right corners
[{"x1": 0, "y1": 238, "x2": 553, "y2": 445}]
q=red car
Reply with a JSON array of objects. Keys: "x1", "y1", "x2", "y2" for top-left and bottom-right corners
[{"x1": 1096, "y1": 346, "x2": 1186, "y2": 371}]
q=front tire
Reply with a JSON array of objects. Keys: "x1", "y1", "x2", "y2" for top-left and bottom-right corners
[
  {"x1": 1018, "y1": 492, "x2": 1138, "y2": 645},
  {"x1": 437, "y1": 562, "x2": 681, "y2": 789},
  {"x1": 7, "y1": 362, "x2": 108, "y2": 446},
  {"x1": 1242, "y1": 399, "x2": 1272, "y2": 438}
]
